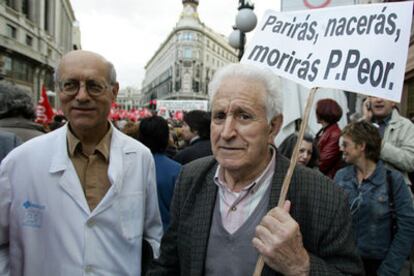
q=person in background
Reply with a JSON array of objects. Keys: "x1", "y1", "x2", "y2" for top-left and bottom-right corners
[
  {"x1": 279, "y1": 132, "x2": 319, "y2": 168},
  {"x1": 363, "y1": 96, "x2": 414, "y2": 187},
  {"x1": 0, "y1": 130, "x2": 22, "y2": 163},
  {"x1": 334, "y1": 120, "x2": 414, "y2": 275},
  {"x1": 148, "y1": 63, "x2": 363, "y2": 276},
  {"x1": 0, "y1": 82, "x2": 45, "y2": 142},
  {"x1": 164, "y1": 122, "x2": 179, "y2": 159},
  {"x1": 0, "y1": 50, "x2": 162, "y2": 275},
  {"x1": 122, "y1": 121, "x2": 139, "y2": 139},
  {"x1": 48, "y1": 114, "x2": 67, "y2": 131},
  {"x1": 173, "y1": 110, "x2": 212, "y2": 165},
  {"x1": 138, "y1": 115, "x2": 181, "y2": 232},
  {"x1": 410, "y1": 115, "x2": 414, "y2": 187},
  {"x1": 315, "y1": 98, "x2": 344, "y2": 178}
]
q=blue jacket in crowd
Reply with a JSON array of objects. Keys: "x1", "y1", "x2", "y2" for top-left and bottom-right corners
[
  {"x1": 153, "y1": 153, "x2": 181, "y2": 232},
  {"x1": 334, "y1": 161, "x2": 414, "y2": 275}
]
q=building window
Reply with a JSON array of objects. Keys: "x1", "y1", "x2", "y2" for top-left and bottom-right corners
[
  {"x1": 196, "y1": 64, "x2": 200, "y2": 78},
  {"x1": 22, "y1": 0, "x2": 30, "y2": 19},
  {"x1": 193, "y1": 80, "x2": 199, "y2": 92},
  {"x1": 183, "y1": 47, "x2": 192, "y2": 59},
  {"x1": 175, "y1": 80, "x2": 181, "y2": 91},
  {"x1": 182, "y1": 32, "x2": 193, "y2": 41},
  {"x1": 44, "y1": 0, "x2": 50, "y2": 32},
  {"x1": 6, "y1": 25, "x2": 17, "y2": 39},
  {"x1": 6, "y1": 0, "x2": 16, "y2": 9},
  {"x1": 3, "y1": 56, "x2": 12, "y2": 74},
  {"x1": 13, "y1": 59, "x2": 33, "y2": 83},
  {"x1": 26, "y1": 35, "x2": 33, "y2": 46},
  {"x1": 175, "y1": 64, "x2": 180, "y2": 78},
  {"x1": 5, "y1": 57, "x2": 34, "y2": 83}
]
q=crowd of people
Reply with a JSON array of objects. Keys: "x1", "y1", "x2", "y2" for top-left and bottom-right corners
[{"x1": 0, "y1": 50, "x2": 414, "y2": 275}]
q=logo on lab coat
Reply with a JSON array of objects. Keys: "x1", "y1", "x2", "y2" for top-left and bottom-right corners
[{"x1": 22, "y1": 200, "x2": 45, "y2": 228}]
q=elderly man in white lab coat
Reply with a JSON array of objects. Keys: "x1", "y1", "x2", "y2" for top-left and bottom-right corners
[{"x1": 0, "y1": 50, "x2": 163, "y2": 275}]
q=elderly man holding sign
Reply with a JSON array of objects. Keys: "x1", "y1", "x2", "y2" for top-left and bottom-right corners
[{"x1": 148, "y1": 63, "x2": 362, "y2": 276}]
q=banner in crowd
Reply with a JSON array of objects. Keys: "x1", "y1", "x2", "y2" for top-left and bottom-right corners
[
  {"x1": 242, "y1": 1, "x2": 413, "y2": 102},
  {"x1": 35, "y1": 85, "x2": 54, "y2": 124},
  {"x1": 156, "y1": 100, "x2": 208, "y2": 112}
]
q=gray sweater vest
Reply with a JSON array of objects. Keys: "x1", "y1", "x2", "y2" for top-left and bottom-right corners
[{"x1": 204, "y1": 186, "x2": 271, "y2": 276}]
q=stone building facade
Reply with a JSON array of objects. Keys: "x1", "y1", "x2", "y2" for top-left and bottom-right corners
[
  {"x1": 0, "y1": 0, "x2": 81, "y2": 104},
  {"x1": 141, "y1": 0, "x2": 238, "y2": 106}
]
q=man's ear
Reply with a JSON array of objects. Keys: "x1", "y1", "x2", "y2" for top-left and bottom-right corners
[
  {"x1": 268, "y1": 114, "x2": 283, "y2": 144},
  {"x1": 111, "y1": 82, "x2": 119, "y2": 101},
  {"x1": 359, "y1": 142, "x2": 366, "y2": 152}
]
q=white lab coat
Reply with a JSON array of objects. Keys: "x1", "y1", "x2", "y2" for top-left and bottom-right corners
[{"x1": 0, "y1": 125, "x2": 163, "y2": 276}]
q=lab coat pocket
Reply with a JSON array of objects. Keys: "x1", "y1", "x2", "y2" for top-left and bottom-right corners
[{"x1": 116, "y1": 192, "x2": 144, "y2": 241}]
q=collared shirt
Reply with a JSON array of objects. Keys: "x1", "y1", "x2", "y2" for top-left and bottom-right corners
[
  {"x1": 189, "y1": 135, "x2": 200, "y2": 145},
  {"x1": 67, "y1": 126, "x2": 112, "y2": 211},
  {"x1": 373, "y1": 113, "x2": 392, "y2": 138},
  {"x1": 213, "y1": 148, "x2": 276, "y2": 234}
]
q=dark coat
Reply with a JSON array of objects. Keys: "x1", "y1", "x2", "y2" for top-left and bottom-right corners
[
  {"x1": 173, "y1": 138, "x2": 212, "y2": 165},
  {"x1": 0, "y1": 117, "x2": 44, "y2": 142},
  {"x1": 148, "y1": 153, "x2": 363, "y2": 276}
]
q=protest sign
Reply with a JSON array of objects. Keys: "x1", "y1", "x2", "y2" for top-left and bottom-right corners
[
  {"x1": 156, "y1": 100, "x2": 208, "y2": 112},
  {"x1": 282, "y1": 0, "x2": 355, "y2": 12},
  {"x1": 249, "y1": 4, "x2": 413, "y2": 274},
  {"x1": 242, "y1": 2, "x2": 413, "y2": 102}
]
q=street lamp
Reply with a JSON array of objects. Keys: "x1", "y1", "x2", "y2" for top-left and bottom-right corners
[{"x1": 228, "y1": 0, "x2": 257, "y2": 61}]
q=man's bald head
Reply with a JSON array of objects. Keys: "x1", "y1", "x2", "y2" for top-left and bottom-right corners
[{"x1": 55, "y1": 50, "x2": 117, "y2": 85}]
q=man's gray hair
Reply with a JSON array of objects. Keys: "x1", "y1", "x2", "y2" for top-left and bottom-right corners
[
  {"x1": 208, "y1": 63, "x2": 283, "y2": 122},
  {"x1": 54, "y1": 58, "x2": 117, "y2": 85},
  {"x1": 0, "y1": 82, "x2": 36, "y2": 120}
]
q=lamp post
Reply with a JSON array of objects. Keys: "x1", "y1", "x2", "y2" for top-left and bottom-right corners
[{"x1": 228, "y1": 0, "x2": 257, "y2": 61}]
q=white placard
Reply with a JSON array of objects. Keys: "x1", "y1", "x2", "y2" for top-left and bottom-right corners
[
  {"x1": 156, "y1": 100, "x2": 208, "y2": 111},
  {"x1": 242, "y1": 2, "x2": 413, "y2": 102}
]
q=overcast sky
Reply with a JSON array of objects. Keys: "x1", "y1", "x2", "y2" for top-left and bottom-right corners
[{"x1": 70, "y1": 0, "x2": 280, "y2": 89}]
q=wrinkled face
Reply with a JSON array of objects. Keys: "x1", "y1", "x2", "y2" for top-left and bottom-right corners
[
  {"x1": 181, "y1": 121, "x2": 196, "y2": 142},
  {"x1": 297, "y1": 140, "x2": 313, "y2": 166},
  {"x1": 369, "y1": 97, "x2": 395, "y2": 119},
  {"x1": 340, "y1": 135, "x2": 364, "y2": 164},
  {"x1": 210, "y1": 77, "x2": 281, "y2": 176},
  {"x1": 57, "y1": 53, "x2": 118, "y2": 135}
]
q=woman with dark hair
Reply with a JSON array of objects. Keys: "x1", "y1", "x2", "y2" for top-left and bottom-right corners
[
  {"x1": 315, "y1": 98, "x2": 343, "y2": 178},
  {"x1": 334, "y1": 121, "x2": 414, "y2": 275},
  {"x1": 138, "y1": 116, "x2": 181, "y2": 232},
  {"x1": 279, "y1": 133, "x2": 319, "y2": 168}
]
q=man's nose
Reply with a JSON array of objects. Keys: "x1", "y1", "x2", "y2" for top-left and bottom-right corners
[
  {"x1": 221, "y1": 116, "x2": 236, "y2": 139},
  {"x1": 75, "y1": 83, "x2": 90, "y2": 100}
]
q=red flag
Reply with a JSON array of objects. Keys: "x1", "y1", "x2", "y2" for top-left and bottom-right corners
[{"x1": 36, "y1": 85, "x2": 54, "y2": 124}]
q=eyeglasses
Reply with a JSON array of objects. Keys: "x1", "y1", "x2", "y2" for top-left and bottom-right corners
[{"x1": 58, "y1": 79, "x2": 110, "y2": 96}]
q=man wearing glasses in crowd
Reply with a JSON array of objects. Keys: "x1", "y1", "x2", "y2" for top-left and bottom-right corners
[{"x1": 0, "y1": 50, "x2": 162, "y2": 275}]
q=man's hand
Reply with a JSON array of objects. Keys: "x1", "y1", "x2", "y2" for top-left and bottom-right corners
[
  {"x1": 362, "y1": 97, "x2": 373, "y2": 121},
  {"x1": 252, "y1": 201, "x2": 310, "y2": 276}
]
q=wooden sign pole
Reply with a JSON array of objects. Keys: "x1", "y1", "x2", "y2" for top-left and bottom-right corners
[{"x1": 252, "y1": 87, "x2": 319, "y2": 276}]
